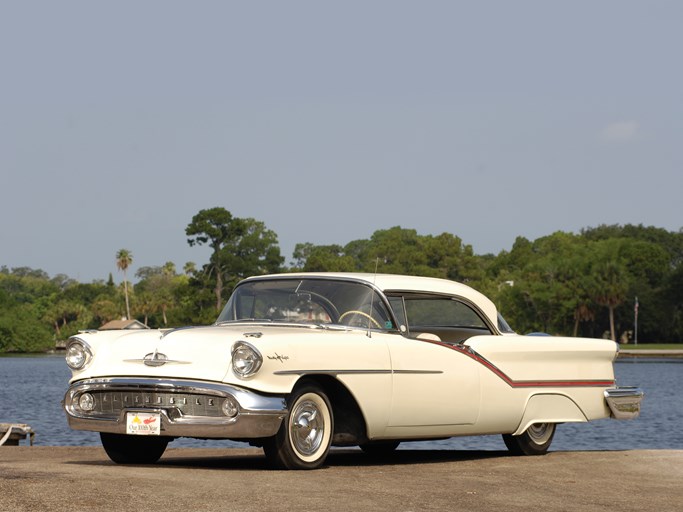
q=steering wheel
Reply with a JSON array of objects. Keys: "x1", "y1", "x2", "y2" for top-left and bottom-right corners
[{"x1": 338, "y1": 310, "x2": 382, "y2": 329}]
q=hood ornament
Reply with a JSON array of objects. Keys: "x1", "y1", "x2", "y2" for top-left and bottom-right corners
[
  {"x1": 124, "y1": 348, "x2": 190, "y2": 367},
  {"x1": 144, "y1": 350, "x2": 168, "y2": 367}
]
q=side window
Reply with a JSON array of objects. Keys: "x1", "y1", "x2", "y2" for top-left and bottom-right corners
[
  {"x1": 397, "y1": 294, "x2": 493, "y2": 343},
  {"x1": 404, "y1": 298, "x2": 487, "y2": 329}
]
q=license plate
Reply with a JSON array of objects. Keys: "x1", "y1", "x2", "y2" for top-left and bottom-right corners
[{"x1": 126, "y1": 412, "x2": 161, "y2": 435}]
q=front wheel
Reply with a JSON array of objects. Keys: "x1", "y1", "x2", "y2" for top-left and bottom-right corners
[
  {"x1": 502, "y1": 423, "x2": 556, "y2": 456},
  {"x1": 263, "y1": 383, "x2": 334, "y2": 470},
  {"x1": 100, "y1": 433, "x2": 169, "y2": 464}
]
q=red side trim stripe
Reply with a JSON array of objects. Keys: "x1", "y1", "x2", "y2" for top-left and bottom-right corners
[{"x1": 422, "y1": 339, "x2": 615, "y2": 388}]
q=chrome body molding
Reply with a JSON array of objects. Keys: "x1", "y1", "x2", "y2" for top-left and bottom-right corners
[
  {"x1": 273, "y1": 369, "x2": 443, "y2": 376},
  {"x1": 393, "y1": 370, "x2": 444, "y2": 375},
  {"x1": 604, "y1": 387, "x2": 644, "y2": 420},
  {"x1": 63, "y1": 378, "x2": 287, "y2": 438}
]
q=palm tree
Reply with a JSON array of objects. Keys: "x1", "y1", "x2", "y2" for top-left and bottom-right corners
[
  {"x1": 162, "y1": 261, "x2": 176, "y2": 276},
  {"x1": 116, "y1": 249, "x2": 133, "y2": 320},
  {"x1": 593, "y1": 260, "x2": 628, "y2": 341}
]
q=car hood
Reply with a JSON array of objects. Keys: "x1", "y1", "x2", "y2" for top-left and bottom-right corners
[
  {"x1": 70, "y1": 323, "x2": 352, "y2": 384},
  {"x1": 71, "y1": 326, "x2": 240, "y2": 382}
]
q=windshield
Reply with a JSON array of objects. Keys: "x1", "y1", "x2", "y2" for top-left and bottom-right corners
[{"x1": 217, "y1": 278, "x2": 397, "y2": 331}]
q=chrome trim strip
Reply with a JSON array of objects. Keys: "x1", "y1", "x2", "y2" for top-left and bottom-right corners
[
  {"x1": 393, "y1": 370, "x2": 443, "y2": 375},
  {"x1": 274, "y1": 369, "x2": 391, "y2": 376},
  {"x1": 604, "y1": 387, "x2": 644, "y2": 420},
  {"x1": 273, "y1": 369, "x2": 443, "y2": 376}
]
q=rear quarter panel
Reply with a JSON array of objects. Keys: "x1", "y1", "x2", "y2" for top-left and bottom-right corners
[{"x1": 464, "y1": 335, "x2": 616, "y2": 431}]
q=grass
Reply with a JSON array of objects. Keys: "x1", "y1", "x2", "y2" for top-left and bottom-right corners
[{"x1": 619, "y1": 343, "x2": 682, "y2": 350}]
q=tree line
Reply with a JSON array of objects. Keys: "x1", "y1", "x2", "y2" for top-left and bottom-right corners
[{"x1": 1, "y1": 206, "x2": 681, "y2": 352}]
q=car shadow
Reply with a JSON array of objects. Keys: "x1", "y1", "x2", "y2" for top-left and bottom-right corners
[{"x1": 69, "y1": 448, "x2": 512, "y2": 471}]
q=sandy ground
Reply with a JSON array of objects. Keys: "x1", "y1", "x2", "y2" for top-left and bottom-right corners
[{"x1": 1, "y1": 447, "x2": 681, "y2": 512}]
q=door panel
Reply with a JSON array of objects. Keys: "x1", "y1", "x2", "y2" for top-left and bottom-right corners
[{"x1": 387, "y1": 338, "x2": 481, "y2": 426}]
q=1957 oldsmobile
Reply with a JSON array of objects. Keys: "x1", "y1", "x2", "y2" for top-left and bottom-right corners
[{"x1": 63, "y1": 273, "x2": 643, "y2": 469}]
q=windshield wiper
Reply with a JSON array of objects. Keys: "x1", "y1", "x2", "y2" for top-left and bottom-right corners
[{"x1": 318, "y1": 323, "x2": 352, "y2": 331}]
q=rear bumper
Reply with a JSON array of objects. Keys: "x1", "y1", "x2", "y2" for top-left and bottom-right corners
[
  {"x1": 604, "y1": 387, "x2": 644, "y2": 420},
  {"x1": 63, "y1": 378, "x2": 287, "y2": 439}
]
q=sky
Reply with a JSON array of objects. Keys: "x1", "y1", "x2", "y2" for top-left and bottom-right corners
[{"x1": 2, "y1": 1, "x2": 681, "y2": 283}]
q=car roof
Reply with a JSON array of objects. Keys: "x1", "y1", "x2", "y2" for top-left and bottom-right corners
[{"x1": 242, "y1": 272, "x2": 499, "y2": 327}]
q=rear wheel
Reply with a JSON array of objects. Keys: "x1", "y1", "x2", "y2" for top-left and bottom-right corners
[
  {"x1": 100, "y1": 433, "x2": 169, "y2": 464},
  {"x1": 503, "y1": 423, "x2": 556, "y2": 456},
  {"x1": 264, "y1": 383, "x2": 333, "y2": 470}
]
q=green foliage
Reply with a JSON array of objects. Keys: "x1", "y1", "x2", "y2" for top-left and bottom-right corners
[
  {"x1": 0, "y1": 286, "x2": 53, "y2": 352},
  {"x1": 582, "y1": 224, "x2": 683, "y2": 265},
  {"x1": 1, "y1": 219, "x2": 681, "y2": 353},
  {"x1": 294, "y1": 227, "x2": 487, "y2": 285},
  {"x1": 489, "y1": 228, "x2": 682, "y2": 341},
  {"x1": 186, "y1": 207, "x2": 284, "y2": 312},
  {"x1": 132, "y1": 264, "x2": 190, "y2": 327}
]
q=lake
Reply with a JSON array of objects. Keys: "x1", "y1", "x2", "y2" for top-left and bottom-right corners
[{"x1": 1, "y1": 355, "x2": 680, "y2": 451}]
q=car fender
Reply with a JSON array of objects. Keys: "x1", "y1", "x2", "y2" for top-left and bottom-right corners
[{"x1": 513, "y1": 393, "x2": 588, "y2": 435}]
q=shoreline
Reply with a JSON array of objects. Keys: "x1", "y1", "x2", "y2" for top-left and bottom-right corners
[{"x1": 618, "y1": 349, "x2": 683, "y2": 358}]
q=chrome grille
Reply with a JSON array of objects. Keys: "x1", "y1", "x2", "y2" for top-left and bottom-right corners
[{"x1": 84, "y1": 390, "x2": 225, "y2": 418}]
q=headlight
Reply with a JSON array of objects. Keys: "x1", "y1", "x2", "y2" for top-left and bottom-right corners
[
  {"x1": 65, "y1": 338, "x2": 93, "y2": 370},
  {"x1": 231, "y1": 341, "x2": 262, "y2": 378}
]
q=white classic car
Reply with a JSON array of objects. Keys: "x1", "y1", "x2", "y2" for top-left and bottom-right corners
[{"x1": 63, "y1": 273, "x2": 643, "y2": 469}]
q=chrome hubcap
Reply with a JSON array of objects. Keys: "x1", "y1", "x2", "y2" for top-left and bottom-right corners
[
  {"x1": 527, "y1": 423, "x2": 553, "y2": 445},
  {"x1": 290, "y1": 399, "x2": 324, "y2": 456}
]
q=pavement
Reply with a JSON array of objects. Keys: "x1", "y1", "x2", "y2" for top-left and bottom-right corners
[{"x1": 1, "y1": 447, "x2": 681, "y2": 512}]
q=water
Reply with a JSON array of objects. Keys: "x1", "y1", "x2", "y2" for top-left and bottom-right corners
[{"x1": 1, "y1": 355, "x2": 680, "y2": 451}]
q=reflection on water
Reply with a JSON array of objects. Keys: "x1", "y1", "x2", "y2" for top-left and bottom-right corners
[{"x1": 1, "y1": 355, "x2": 680, "y2": 450}]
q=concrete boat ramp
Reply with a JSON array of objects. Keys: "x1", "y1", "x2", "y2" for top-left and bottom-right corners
[
  {"x1": 0, "y1": 424, "x2": 34, "y2": 446},
  {"x1": 0, "y1": 447, "x2": 681, "y2": 512}
]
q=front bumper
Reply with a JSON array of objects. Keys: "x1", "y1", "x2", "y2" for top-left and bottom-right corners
[
  {"x1": 604, "y1": 387, "x2": 644, "y2": 420},
  {"x1": 63, "y1": 378, "x2": 287, "y2": 439}
]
